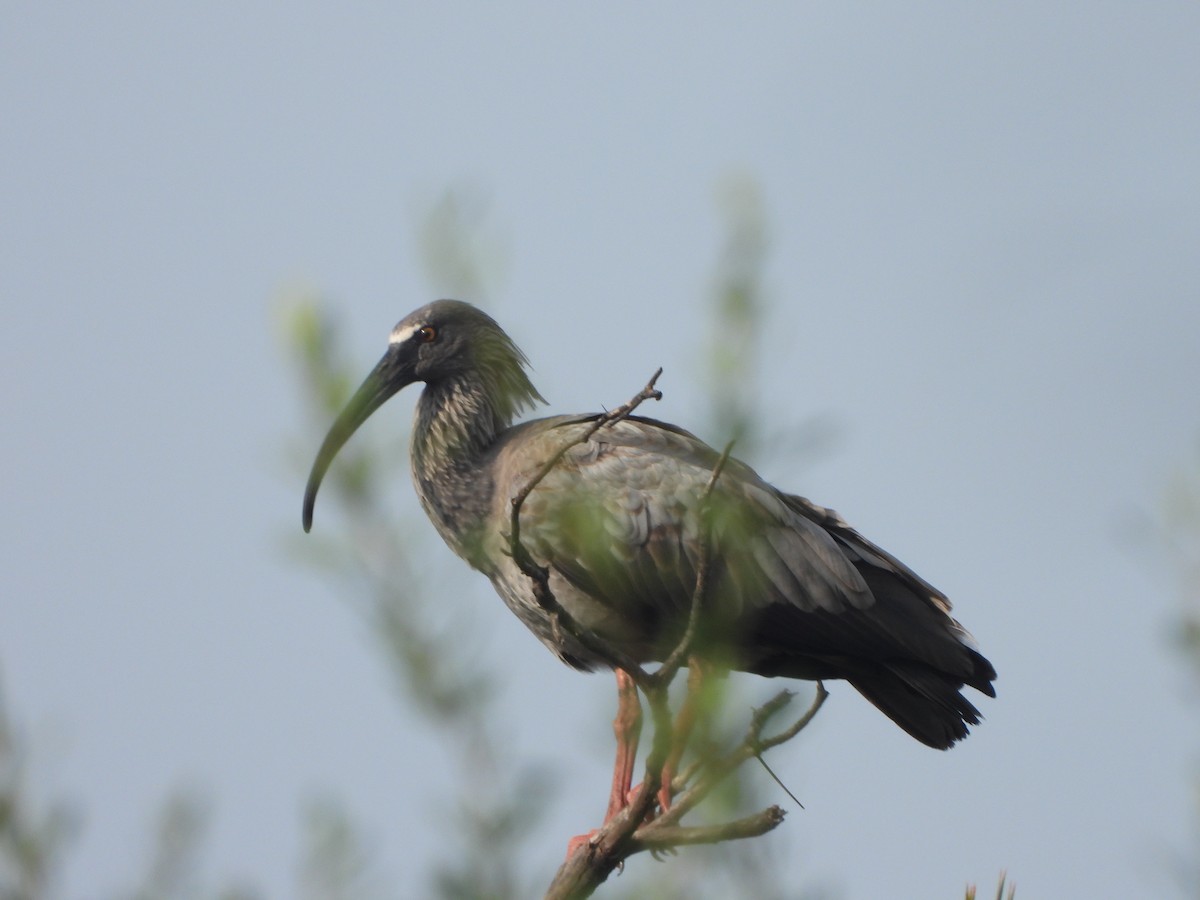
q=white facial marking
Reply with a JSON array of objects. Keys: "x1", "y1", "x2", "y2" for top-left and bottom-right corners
[{"x1": 389, "y1": 321, "x2": 422, "y2": 345}]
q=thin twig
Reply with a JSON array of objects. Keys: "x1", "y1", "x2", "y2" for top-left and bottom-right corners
[
  {"x1": 753, "y1": 753, "x2": 804, "y2": 810},
  {"x1": 655, "y1": 684, "x2": 827, "y2": 829},
  {"x1": 758, "y1": 682, "x2": 828, "y2": 752},
  {"x1": 508, "y1": 369, "x2": 664, "y2": 687},
  {"x1": 633, "y1": 806, "x2": 787, "y2": 850},
  {"x1": 510, "y1": 368, "x2": 664, "y2": 538}
]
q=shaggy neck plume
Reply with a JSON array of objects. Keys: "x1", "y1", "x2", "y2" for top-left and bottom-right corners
[{"x1": 410, "y1": 334, "x2": 545, "y2": 560}]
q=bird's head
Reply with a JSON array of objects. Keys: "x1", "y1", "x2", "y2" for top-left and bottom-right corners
[{"x1": 302, "y1": 299, "x2": 543, "y2": 532}]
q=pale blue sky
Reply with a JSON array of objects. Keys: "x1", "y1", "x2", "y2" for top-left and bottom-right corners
[{"x1": 3, "y1": 3, "x2": 1199, "y2": 897}]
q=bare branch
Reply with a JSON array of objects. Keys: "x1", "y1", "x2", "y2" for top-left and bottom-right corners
[
  {"x1": 511, "y1": 368, "x2": 663, "y2": 533},
  {"x1": 542, "y1": 798, "x2": 653, "y2": 900},
  {"x1": 759, "y1": 682, "x2": 828, "y2": 752},
  {"x1": 543, "y1": 684, "x2": 825, "y2": 898},
  {"x1": 657, "y1": 684, "x2": 827, "y2": 829},
  {"x1": 633, "y1": 806, "x2": 786, "y2": 850}
]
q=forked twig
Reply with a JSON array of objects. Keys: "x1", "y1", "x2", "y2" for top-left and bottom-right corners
[{"x1": 653, "y1": 684, "x2": 828, "y2": 830}]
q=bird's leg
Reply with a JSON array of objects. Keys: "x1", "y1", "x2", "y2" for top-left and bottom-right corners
[
  {"x1": 657, "y1": 657, "x2": 706, "y2": 813},
  {"x1": 605, "y1": 667, "x2": 643, "y2": 822},
  {"x1": 564, "y1": 668, "x2": 644, "y2": 858}
]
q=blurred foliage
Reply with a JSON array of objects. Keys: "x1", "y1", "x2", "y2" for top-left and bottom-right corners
[
  {"x1": 126, "y1": 789, "x2": 209, "y2": 900},
  {"x1": 297, "y1": 796, "x2": 382, "y2": 900},
  {"x1": 417, "y1": 185, "x2": 509, "y2": 301},
  {"x1": 284, "y1": 297, "x2": 492, "y2": 723},
  {"x1": 705, "y1": 173, "x2": 769, "y2": 452},
  {"x1": 701, "y1": 175, "x2": 841, "y2": 485},
  {"x1": 1166, "y1": 439, "x2": 1200, "y2": 675},
  {"x1": 1164, "y1": 437, "x2": 1200, "y2": 895},
  {"x1": 123, "y1": 789, "x2": 259, "y2": 900},
  {"x1": 282, "y1": 186, "x2": 550, "y2": 898},
  {"x1": 964, "y1": 873, "x2": 1014, "y2": 900},
  {"x1": 0, "y1": 181, "x2": 1016, "y2": 899},
  {"x1": 0, "y1": 679, "x2": 74, "y2": 900}
]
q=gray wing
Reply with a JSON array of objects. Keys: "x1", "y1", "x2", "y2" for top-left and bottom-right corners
[
  {"x1": 493, "y1": 415, "x2": 879, "y2": 651},
  {"x1": 492, "y1": 413, "x2": 995, "y2": 748}
]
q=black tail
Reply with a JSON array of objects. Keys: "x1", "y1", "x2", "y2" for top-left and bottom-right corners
[{"x1": 848, "y1": 654, "x2": 995, "y2": 750}]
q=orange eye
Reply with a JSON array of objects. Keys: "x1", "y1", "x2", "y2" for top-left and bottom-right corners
[{"x1": 418, "y1": 325, "x2": 437, "y2": 343}]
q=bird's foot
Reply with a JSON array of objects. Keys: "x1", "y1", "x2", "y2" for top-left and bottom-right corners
[
  {"x1": 565, "y1": 829, "x2": 598, "y2": 859},
  {"x1": 565, "y1": 776, "x2": 675, "y2": 861},
  {"x1": 626, "y1": 778, "x2": 672, "y2": 820}
]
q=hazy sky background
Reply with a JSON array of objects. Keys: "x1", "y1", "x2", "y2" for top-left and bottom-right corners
[{"x1": 3, "y1": 3, "x2": 1199, "y2": 897}]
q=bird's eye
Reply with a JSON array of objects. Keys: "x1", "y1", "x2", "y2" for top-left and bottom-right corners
[{"x1": 418, "y1": 325, "x2": 438, "y2": 343}]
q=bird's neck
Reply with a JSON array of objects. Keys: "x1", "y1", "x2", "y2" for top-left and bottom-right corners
[
  {"x1": 410, "y1": 371, "x2": 538, "y2": 567},
  {"x1": 412, "y1": 358, "x2": 543, "y2": 473},
  {"x1": 412, "y1": 375, "x2": 504, "y2": 473}
]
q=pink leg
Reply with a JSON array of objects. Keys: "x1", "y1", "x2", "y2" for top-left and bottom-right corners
[
  {"x1": 565, "y1": 668, "x2": 643, "y2": 858},
  {"x1": 605, "y1": 667, "x2": 643, "y2": 821}
]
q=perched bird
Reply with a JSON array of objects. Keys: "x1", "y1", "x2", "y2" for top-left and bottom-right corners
[{"x1": 303, "y1": 300, "x2": 995, "y2": 806}]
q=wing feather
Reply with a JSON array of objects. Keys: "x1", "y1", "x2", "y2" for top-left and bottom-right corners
[{"x1": 483, "y1": 412, "x2": 994, "y2": 746}]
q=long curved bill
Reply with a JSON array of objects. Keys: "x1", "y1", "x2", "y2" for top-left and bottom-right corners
[{"x1": 302, "y1": 348, "x2": 412, "y2": 532}]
